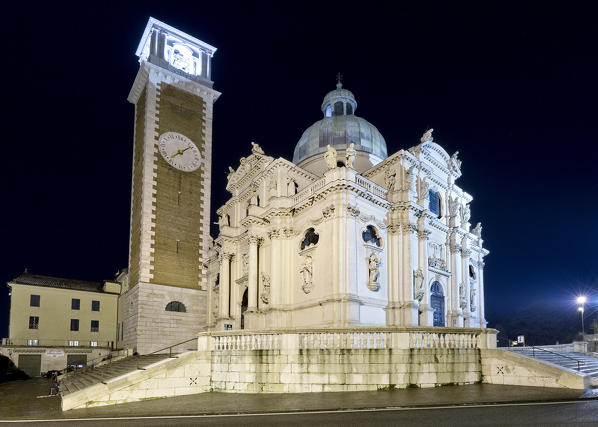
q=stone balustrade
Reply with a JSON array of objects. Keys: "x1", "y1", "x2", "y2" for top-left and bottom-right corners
[{"x1": 199, "y1": 327, "x2": 497, "y2": 352}]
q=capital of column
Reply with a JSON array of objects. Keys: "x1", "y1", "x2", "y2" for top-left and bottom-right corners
[
  {"x1": 218, "y1": 252, "x2": 233, "y2": 262},
  {"x1": 248, "y1": 235, "x2": 261, "y2": 245},
  {"x1": 417, "y1": 229, "x2": 431, "y2": 240},
  {"x1": 461, "y1": 249, "x2": 472, "y2": 258}
]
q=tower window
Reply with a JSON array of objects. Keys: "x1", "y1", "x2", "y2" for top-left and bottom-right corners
[
  {"x1": 346, "y1": 104, "x2": 353, "y2": 115},
  {"x1": 333, "y1": 101, "x2": 344, "y2": 116},
  {"x1": 165, "y1": 301, "x2": 186, "y2": 312},
  {"x1": 362, "y1": 225, "x2": 381, "y2": 247},
  {"x1": 30, "y1": 295, "x2": 40, "y2": 307},
  {"x1": 300, "y1": 228, "x2": 319, "y2": 250},
  {"x1": 325, "y1": 105, "x2": 332, "y2": 117},
  {"x1": 429, "y1": 190, "x2": 441, "y2": 218}
]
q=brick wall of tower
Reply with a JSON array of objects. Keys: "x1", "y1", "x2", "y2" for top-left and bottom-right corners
[
  {"x1": 128, "y1": 88, "x2": 147, "y2": 287},
  {"x1": 151, "y1": 83, "x2": 206, "y2": 289}
]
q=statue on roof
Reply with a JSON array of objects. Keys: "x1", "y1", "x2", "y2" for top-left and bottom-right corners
[
  {"x1": 324, "y1": 145, "x2": 337, "y2": 169},
  {"x1": 421, "y1": 128, "x2": 434, "y2": 143},
  {"x1": 251, "y1": 141, "x2": 264, "y2": 155},
  {"x1": 451, "y1": 151, "x2": 462, "y2": 170},
  {"x1": 345, "y1": 143, "x2": 356, "y2": 168}
]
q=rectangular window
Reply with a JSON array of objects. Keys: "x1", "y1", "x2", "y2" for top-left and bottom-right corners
[
  {"x1": 91, "y1": 300, "x2": 100, "y2": 311},
  {"x1": 29, "y1": 316, "x2": 39, "y2": 329},
  {"x1": 90, "y1": 320, "x2": 99, "y2": 332},
  {"x1": 71, "y1": 298, "x2": 80, "y2": 310},
  {"x1": 27, "y1": 339, "x2": 38, "y2": 346},
  {"x1": 70, "y1": 319, "x2": 79, "y2": 331},
  {"x1": 90, "y1": 341, "x2": 98, "y2": 347},
  {"x1": 68, "y1": 340, "x2": 79, "y2": 347},
  {"x1": 30, "y1": 295, "x2": 40, "y2": 307}
]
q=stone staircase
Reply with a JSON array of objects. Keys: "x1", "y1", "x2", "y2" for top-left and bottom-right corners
[
  {"x1": 506, "y1": 347, "x2": 598, "y2": 387},
  {"x1": 59, "y1": 354, "x2": 172, "y2": 396}
]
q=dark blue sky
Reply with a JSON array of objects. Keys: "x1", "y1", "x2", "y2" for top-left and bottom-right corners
[{"x1": 2, "y1": 1, "x2": 597, "y2": 337}]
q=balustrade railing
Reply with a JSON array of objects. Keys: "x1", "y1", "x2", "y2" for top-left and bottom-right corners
[{"x1": 201, "y1": 327, "x2": 495, "y2": 352}]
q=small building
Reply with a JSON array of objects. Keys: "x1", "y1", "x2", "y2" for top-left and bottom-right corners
[{"x1": 1, "y1": 271, "x2": 120, "y2": 376}]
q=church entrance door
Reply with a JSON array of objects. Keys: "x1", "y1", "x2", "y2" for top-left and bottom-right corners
[
  {"x1": 241, "y1": 288, "x2": 248, "y2": 329},
  {"x1": 430, "y1": 281, "x2": 445, "y2": 327}
]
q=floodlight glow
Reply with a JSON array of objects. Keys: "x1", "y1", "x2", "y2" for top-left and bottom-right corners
[
  {"x1": 578, "y1": 306, "x2": 584, "y2": 312},
  {"x1": 576, "y1": 296, "x2": 587, "y2": 304}
]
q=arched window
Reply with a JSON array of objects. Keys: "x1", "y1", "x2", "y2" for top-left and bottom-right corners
[
  {"x1": 346, "y1": 104, "x2": 353, "y2": 115},
  {"x1": 429, "y1": 190, "x2": 441, "y2": 218},
  {"x1": 362, "y1": 225, "x2": 382, "y2": 247},
  {"x1": 333, "y1": 101, "x2": 344, "y2": 116},
  {"x1": 337, "y1": 161, "x2": 345, "y2": 168},
  {"x1": 469, "y1": 265, "x2": 476, "y2": 279},
  {"x1": 165, "y1": 301, "x2": 186, "y2": 312},
  {"x1": 325, "y1": 105, "x2": 332, "y2": 117},
  {"x1": 300, "y1": 228, "x2": 319, "y2": 250}
]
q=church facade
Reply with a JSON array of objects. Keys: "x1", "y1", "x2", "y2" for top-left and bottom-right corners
[{"x1": 207, "y1": 83, "x2": 488, "y2": 332}]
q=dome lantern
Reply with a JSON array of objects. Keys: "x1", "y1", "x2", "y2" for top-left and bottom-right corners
[{"x1": 293, "y1": 78, "x2": 388, "y2": 173}]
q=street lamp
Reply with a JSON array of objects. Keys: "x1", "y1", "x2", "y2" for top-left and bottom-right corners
[{"x1": 577, "y1": 296, "x2": 587, "y2": 338}]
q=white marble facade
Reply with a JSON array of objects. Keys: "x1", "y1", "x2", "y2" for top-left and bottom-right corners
[{"x1": 208, "y1": 84, "x2": 488, "y2": 331}]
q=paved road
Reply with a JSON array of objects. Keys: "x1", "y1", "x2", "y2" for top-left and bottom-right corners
[{"x1": 2, "y1": 401, "x2": 597, "y2": 426}]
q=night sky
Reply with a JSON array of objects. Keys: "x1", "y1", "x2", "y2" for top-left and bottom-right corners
[{"x1": 2, "y1": 2, "x2": 597, "y2": 341}]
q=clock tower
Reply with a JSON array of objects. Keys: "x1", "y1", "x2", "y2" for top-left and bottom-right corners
[{"x1": 122, "y1": 18, "x2": 220, "y2": 354}]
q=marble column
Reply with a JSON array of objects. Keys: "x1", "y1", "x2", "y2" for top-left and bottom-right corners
[
  {"x1": 247, "y1": 236, "x2": 259, "y2": 312},
  {"x1": 385, "y1": 224, "x2": 401, "y2": 326},
  {"x1": 218, "y1": 253, "x2": 231, "y2": 319}
]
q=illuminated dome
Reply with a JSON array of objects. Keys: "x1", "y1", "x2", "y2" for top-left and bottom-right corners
[{"x1": 292, "y1": 82, "x2": 388, "y2": 167}]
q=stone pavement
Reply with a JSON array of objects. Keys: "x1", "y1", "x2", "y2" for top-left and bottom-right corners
[{"x1": 0, "y1": 377, "x2": 596, "y2": 421}]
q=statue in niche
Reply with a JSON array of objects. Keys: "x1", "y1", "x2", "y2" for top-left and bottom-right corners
[
  {"x1": 260, "y1": 272, "x2": 270, "y2": 304},
  {"x1": 459, "y1": 204, "x2": 471, "y2": 226},
  {"x1": 367, "y1": 252, "x2": 381, "y2": 291},
  {"x1": 299, "y1": 255, "x2": 313, "y2": 294},
  {"x1": 413, "y1": 268, "x2": 425, "y2": 302},
  {"x1": 324, "y1": 145, "x2": 337, "y2": 170},
  {"x1": 268, "y1": 177, "x2": 277, "y2": 198},
  {"x1": 345, "y1": 143, "x2": 356, "y2": 168},
  {"x1": 459, "y1": 282, "x2": 468, "y2": 311},
  {"x1": 249, "y1": 189, "x2": 259, "y2": 206},
  {"x1": 384, "y1": 167, "x2": 396, "y2": 191},
  {"x1": 416, "y1": 176, "x2": 429, "y2": 202},
  {"x1": 251, "y1": 141, "x2": 264, "y2": 155},
  {"x1": 420, "y1": 128, "x2": 434, "y2": 143},
  {"x1": 287, "y1": 177, "x2": 298, "y2": 195},
  {"x1": 470, "y1": 286, "x2": 477, "y2": 312},
  {"x1": 473, "y1": 222, "x2": 482, "y2": 239}
]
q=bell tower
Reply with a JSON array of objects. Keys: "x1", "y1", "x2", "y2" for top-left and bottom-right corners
[{"x1": 122, "y1": 17, "x2": 220, "y2": 354}]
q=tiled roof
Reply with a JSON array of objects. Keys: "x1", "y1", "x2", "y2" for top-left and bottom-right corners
[{"x1": 10, "y1": 272, "x2": 105, "y2": 293}]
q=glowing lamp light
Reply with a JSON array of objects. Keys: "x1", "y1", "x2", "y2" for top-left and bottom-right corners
[
  {"x1": 576, "y1": 296, "x2": 587, "y2": 304},
  {"x1": 578, "y1": 306, "x2": 584, "y2": 312}
]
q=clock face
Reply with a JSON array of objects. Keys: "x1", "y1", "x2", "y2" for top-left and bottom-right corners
[{"x1": 158, "y1": 132, "x2": 202, "y2": 172}]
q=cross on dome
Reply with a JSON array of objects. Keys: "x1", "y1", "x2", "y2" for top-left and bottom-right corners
[{"x1": 336, "y1": 72, "x2": 343, "y2": 89}]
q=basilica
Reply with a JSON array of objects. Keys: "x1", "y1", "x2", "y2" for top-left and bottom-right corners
[{"x1": 206, "y1": 81, "x2": 488, "y2": 332}]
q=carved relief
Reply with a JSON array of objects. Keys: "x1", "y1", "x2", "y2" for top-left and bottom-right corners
[
  {"x1": 241, "y1": 253, "x2": 249, "y2": 276},
  {"x1": 260, "y1": 272, "x2": 270, "y2": 304},
  {"x1": 448, "y1": 196, "x2": 459, "y2": 219},
  {"x1": 428, "y1": 242, "x2": 447, "y2": 270},
  {"x1": 367, "y1": 252, "x2": 381, "y2": 291},
  {"x1": 414, "y1": 268, "x2": 425, "y2": 302},
  {"x1": 322, "y1": 205, "x2": 335, "y2": 220},
  {"x1": 346, "y1": 204, "x2": 360, "y2": 217},
  {"x1": 470, "y1": 285, "x2": 477, "y2": 312},
  {"x1": 459, "y1": 282, "x2": 468, "y2": 311},
  {"x1": 299, "y1": 255, "x2": 313, "y2": 294}
]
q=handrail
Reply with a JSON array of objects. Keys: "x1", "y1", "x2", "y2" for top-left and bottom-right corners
[
  {"x1": 527, "y1": 346, "x2": 585, "y2": 372},
  {"x1": 144, "y1": 337, "x2": 198, "y2": 359}
]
